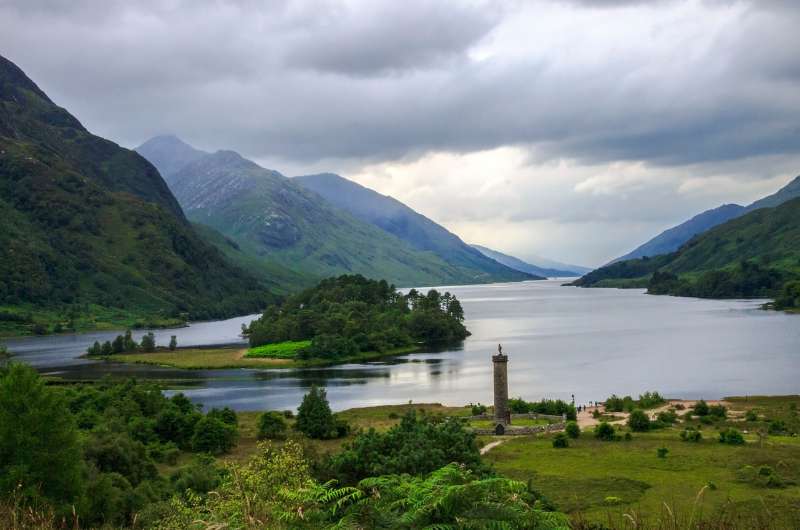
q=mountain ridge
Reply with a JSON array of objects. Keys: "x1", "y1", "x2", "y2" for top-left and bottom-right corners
[
  {"x1": 470, "y1": 245, "x2": 585, "y2": 277},
  {"x1": 293, "y1": 172, "x2": 533, "y2": 283},
  {"x1": 0, "y1": 55, "x2": 268, "y2": 332}
]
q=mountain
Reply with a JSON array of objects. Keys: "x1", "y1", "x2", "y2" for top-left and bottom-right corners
[
  {"x1": 137, "y1": 139, "x2": 515, "y2": 287},
  {"x1": 0, "y1": 55, "x2": 267, "y2": 330},
  {"x1": 470, "y1": 245, "x2": 585, "y2": 277},
  {"x1": 573, "y1": 197, "x2": 800, "y2": 302},
  {"x1": 611, "y1": 176, "x2": 800, "y2": 263},
  {"x1": 293, "y1": 173, "x2": 533, "y2": 283},
  {"x1": 613, "y1": 204, "x2": 746, "y2": 263},
  {"x1": 136, "y1": 134, "x2": 206, "y2": 178}
]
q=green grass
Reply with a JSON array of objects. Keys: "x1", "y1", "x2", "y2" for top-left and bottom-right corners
[
  {"x1": 101, "y1": 344, "x2": 420, "y2": 369},
  {"x1": 484, "y1": 396, "x2": 800, "y2": 527},
  {"x1": 245, "y1": 340, "x2": 312, "y2": 359},
  {"x1": 469, "y1": 418, "x2": 551, "y2": 429}
]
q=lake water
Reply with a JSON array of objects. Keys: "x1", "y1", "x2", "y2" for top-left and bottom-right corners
[{"x1": 5, "y1": 280, "x2": 799, "y2": 412}]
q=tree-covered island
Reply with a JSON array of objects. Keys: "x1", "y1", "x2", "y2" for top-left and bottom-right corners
[{"x1": 244, "y1": 274, "x2": 470, "y2": 362}]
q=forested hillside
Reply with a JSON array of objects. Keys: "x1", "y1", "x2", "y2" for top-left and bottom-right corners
[
  {"x1": 0, "y1": 55, "x2": 268, "y2": 334},
  {"x1": 574, "y1": 198, "x2": 800, "y2": 307},
  {"x1": 294, "y1": 173, "x2": 533, "y2": 283}
]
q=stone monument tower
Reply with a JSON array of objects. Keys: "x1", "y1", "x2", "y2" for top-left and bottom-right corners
[{"x1": 493, "y1": 344, "x2": 510, "y2": 426}]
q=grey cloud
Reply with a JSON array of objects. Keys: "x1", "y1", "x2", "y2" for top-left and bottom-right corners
[{"x1": 0, "y1": 0, "x2": 798, "y2": 170}]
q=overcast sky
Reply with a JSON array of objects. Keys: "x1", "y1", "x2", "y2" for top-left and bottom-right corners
[{"x1": 2, "y1": 0, "x2": 799, "y2": 266}]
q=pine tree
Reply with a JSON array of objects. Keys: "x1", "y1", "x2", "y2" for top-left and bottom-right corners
[
  {"x1": 169, "y1": 335, "x2": 178, "y2": 351},
  {"x1": 295, "y1": 385, "x2": 338, "y2": 439},
  {"x1": 140, "y1": 332, "x2": 156, "y2": 353}
]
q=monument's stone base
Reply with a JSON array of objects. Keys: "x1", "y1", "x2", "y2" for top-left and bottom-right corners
[{"x1": 472, "y1": 422, "x2": 566, "y2": 436}]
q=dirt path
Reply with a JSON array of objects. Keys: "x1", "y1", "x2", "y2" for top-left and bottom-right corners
[{"x1": 480, "y1": 439, "x2": 508, "y2": 455}]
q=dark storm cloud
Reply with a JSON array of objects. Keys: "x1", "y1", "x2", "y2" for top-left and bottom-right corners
[{"x1": 0, "y1": 0, "x2": 798, "y2": 169}]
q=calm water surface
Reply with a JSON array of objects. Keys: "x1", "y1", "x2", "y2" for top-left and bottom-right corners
[{"x1": 5, "y1": 280, "x2": 799, "y2": 411}]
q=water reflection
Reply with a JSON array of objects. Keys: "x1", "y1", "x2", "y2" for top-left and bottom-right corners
[{"x1": 6, "y1": 280, "x2": 800, "y2": 411}]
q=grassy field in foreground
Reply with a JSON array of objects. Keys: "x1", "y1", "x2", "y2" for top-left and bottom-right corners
[
  {"x1": 104, "y1": 344, "x2": 420, "y2": 369},
  {"x1": 485, "y1": 395, "x2": 800, "y2": 528}
]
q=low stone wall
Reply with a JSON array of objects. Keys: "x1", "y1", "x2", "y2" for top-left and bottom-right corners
[{"x1": 472, "y1": 422, "x2": 566, "y2": 436}]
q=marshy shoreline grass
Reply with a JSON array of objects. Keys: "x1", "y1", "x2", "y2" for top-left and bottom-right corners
[{"x1": 90, "y1": 343, "x2": 421, "y2": 369}]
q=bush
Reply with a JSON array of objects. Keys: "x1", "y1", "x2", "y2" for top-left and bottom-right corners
[
  {"x1": 656, "y1": 410, "x2": 678, "y2": 424},
  {"x1": 257, "y1": 411, "x2": 288, "y2": 440},
  {"x1": 693, "y1": 400, "x2": 710, "y2": 416},
  {"x1": 656, "y1": 447, "x2": 668, "y2": 458},
  {"x1": 768, "y1": 420, "x2": 788, "y2": 435},
  {"x1": 552, "y1": 433, "x2": 569, "y2": 448},
  {"x1": 295, "y1": 385, "x2": 345, "y2": 440},
  {"x1": 565, "y1": 421, "x2": 580, "y2": 439},
  {"x1": 708, "y1": 404, "x2": 727, "y2": 419},
  {"x1": 170, "y1": 455, "x2": 221, "y2": 494},
  {"x1": 594, "y1": 422, "x2": 616, "y2": 441},
  {"x1": 680, "y1": 428, "x2": 702, "y2": 442},
  {"x1": 329, "y1": 411, "x2": 483, "y2": 484},
  {"x1": 628, "y1": 409, "x2": 650, "y2": 432},
  {"x1": 471, "y1": 403, "x2": 487, "y2": 416},
  {"x1": 624, "y1": 432, "x2": 633, "y2": 441},
  {"x1": 191, "y1": 416, "x2": 237, "y2": 454},
  {"x1": 745, "y1": 409, "x2": 758, "y2": 422},
  {"x1": 719, "y1": 428, "x2": 745, "y2": 445}
]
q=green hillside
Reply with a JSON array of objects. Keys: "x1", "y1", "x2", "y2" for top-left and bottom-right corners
[
  {"x1": 573, "y1": 197, "x2": 800, "y2": 308},
  {"x1": 139, "y1": 138, "x2": 517, "y2": 287},
  {"x1": 0, "y1": 55, "x2": 269, "y2": 335},
  {"x1": 294, "y1": 173, "x2": 533, "y2": 283}
]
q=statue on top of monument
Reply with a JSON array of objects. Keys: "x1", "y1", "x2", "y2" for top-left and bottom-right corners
[{"x1": 498, "y1": 344, "x2": 502, "y2": 354}]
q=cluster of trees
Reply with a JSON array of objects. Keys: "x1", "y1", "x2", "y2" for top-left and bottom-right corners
[
  {"x1": 775, "y1": 280, "x2": 800, "y2": 310},
  {"x1": 326, "y1": 411, "x2": 485, "y2": 484},
  {"x1": 246, "y1": 275, "x2": 469, "y2": 359},
  {"x1": 148, "y1": 441, "x2": 568, "y2": 529},
  {"x1": 508, "y1": 397, "x2": 577, "y2": 420},
  {"x1": 0, "y1": 365, "x2": 238, "y2": 527},
  {"x1": 86, "y1": 330, "x2": 177, "y2": 356},
  {"x1": 605, "y1": 391, "x2": 665, "y2": 412},
  {"x1": 648, "y1": 262, "x2": 788, "y2": 299}
]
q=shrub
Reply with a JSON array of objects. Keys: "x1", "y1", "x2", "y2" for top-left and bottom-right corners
[
  {"x1": 656, "y1": 410, "x2": 678, "y2": 424},
  {"x1": 565, "y1": 421, "x2": 580, "y2": 439},
  {"x1": 768, "y1": 419, "x2": 788, "y2": 435},
  {"x1": 624, "y1": 432, "x2": 633, "y2": 441},
  {"x1": 736, "y1": 465, "x2": 757, "y2": 482},
  {"x1": 594, "y1": 422, "x2": 616, "y2": 441},
  {"x1": 719, "y1": 428, "x2": 745, "y2": 445},
  {"x1": 628, "y1": 409, "x2": 650, "y2": 432},
  {"x1": 471, "y1": 403, "x2": 487, "y2": 416},
  {"x1": 745, "y1": 409, "x2": 758, "y2": 422},
  {"x1": 674, "y1": 403, "x2": 685, "y2": 410},
  {"x1": 708, "y1": 404, "x2": 727, "y2": 419},
  {"x1": 592, "y1": 409, "x2": 601, "y2": 419},
  {"x1": 552, "y1": 433, "x2": 569, "y2": 448},
  {"x1": 191, "y1": 416, "x2": 237, "y2": 454},
  {"x1": 257, "y1": 411, "x2": 288, "y2": 440},
  {"x1": 693, "y1": 400, "x2": 710, "y2": 416},
  {"x1": 295, "y1": 385, "x2": 344, "y2": 440},
  {"x1": 680, "y1": 428, "x2": 702, "y2": 442},
  {"x1": 170, "y1": 455, "x2": 221, "y2": 494},
  {"x1": 283, "y1": 409, "x2": 294, "y2": 419},
  {"x1": 699, "y1": 416, "x2": 713, "y2": 425},
  {"x1": 328, "y1": 411, "x2": 483, "y2": 484},
  {"x1": 656, "y1": 447, "x2": 668, "y2": 458}
]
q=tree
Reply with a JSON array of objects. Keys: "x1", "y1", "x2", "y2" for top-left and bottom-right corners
[
  {"x1": 101, "y1": 340, "x2": 113, "y2": 356},
  {"x1": 693, "y1": 400, "x2": 710, "y2": 416},
  {"x1": 257, "y1": 411, "x2": 288, "y2": 440},
  {"x1": 112, "y1": 334, "x2": 125, "y2": 354},
  {"x1": 0, "y1": 364, "x2": 84, "y2": 512},
  {"x1": 329, "y1": 411, "x2": 483, "y2": 484},
  {"x1": 295, "y1": 385, "x2": 339, "y2": 440},
  {"x1": 628, "y1": 409, "x2": 651, "y2": 432},
  {"x1": 140, "y1": 332, "x2": 156, "y2": 353},
  {"x1": 169, "y1": 335, "x2": 177, "y2": 351},
  {"x1": 191, "y1": 416, "x2": 237, "y2": 454}
]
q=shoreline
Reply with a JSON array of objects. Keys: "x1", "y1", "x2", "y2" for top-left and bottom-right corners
[{"x1": 85, "y1": 344, "x2": 422, "y2": 370}]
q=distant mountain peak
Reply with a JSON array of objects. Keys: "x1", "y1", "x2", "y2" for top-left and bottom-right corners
[{"x1": 136, "y1": 134, "x2": 207, "y2": 178}]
